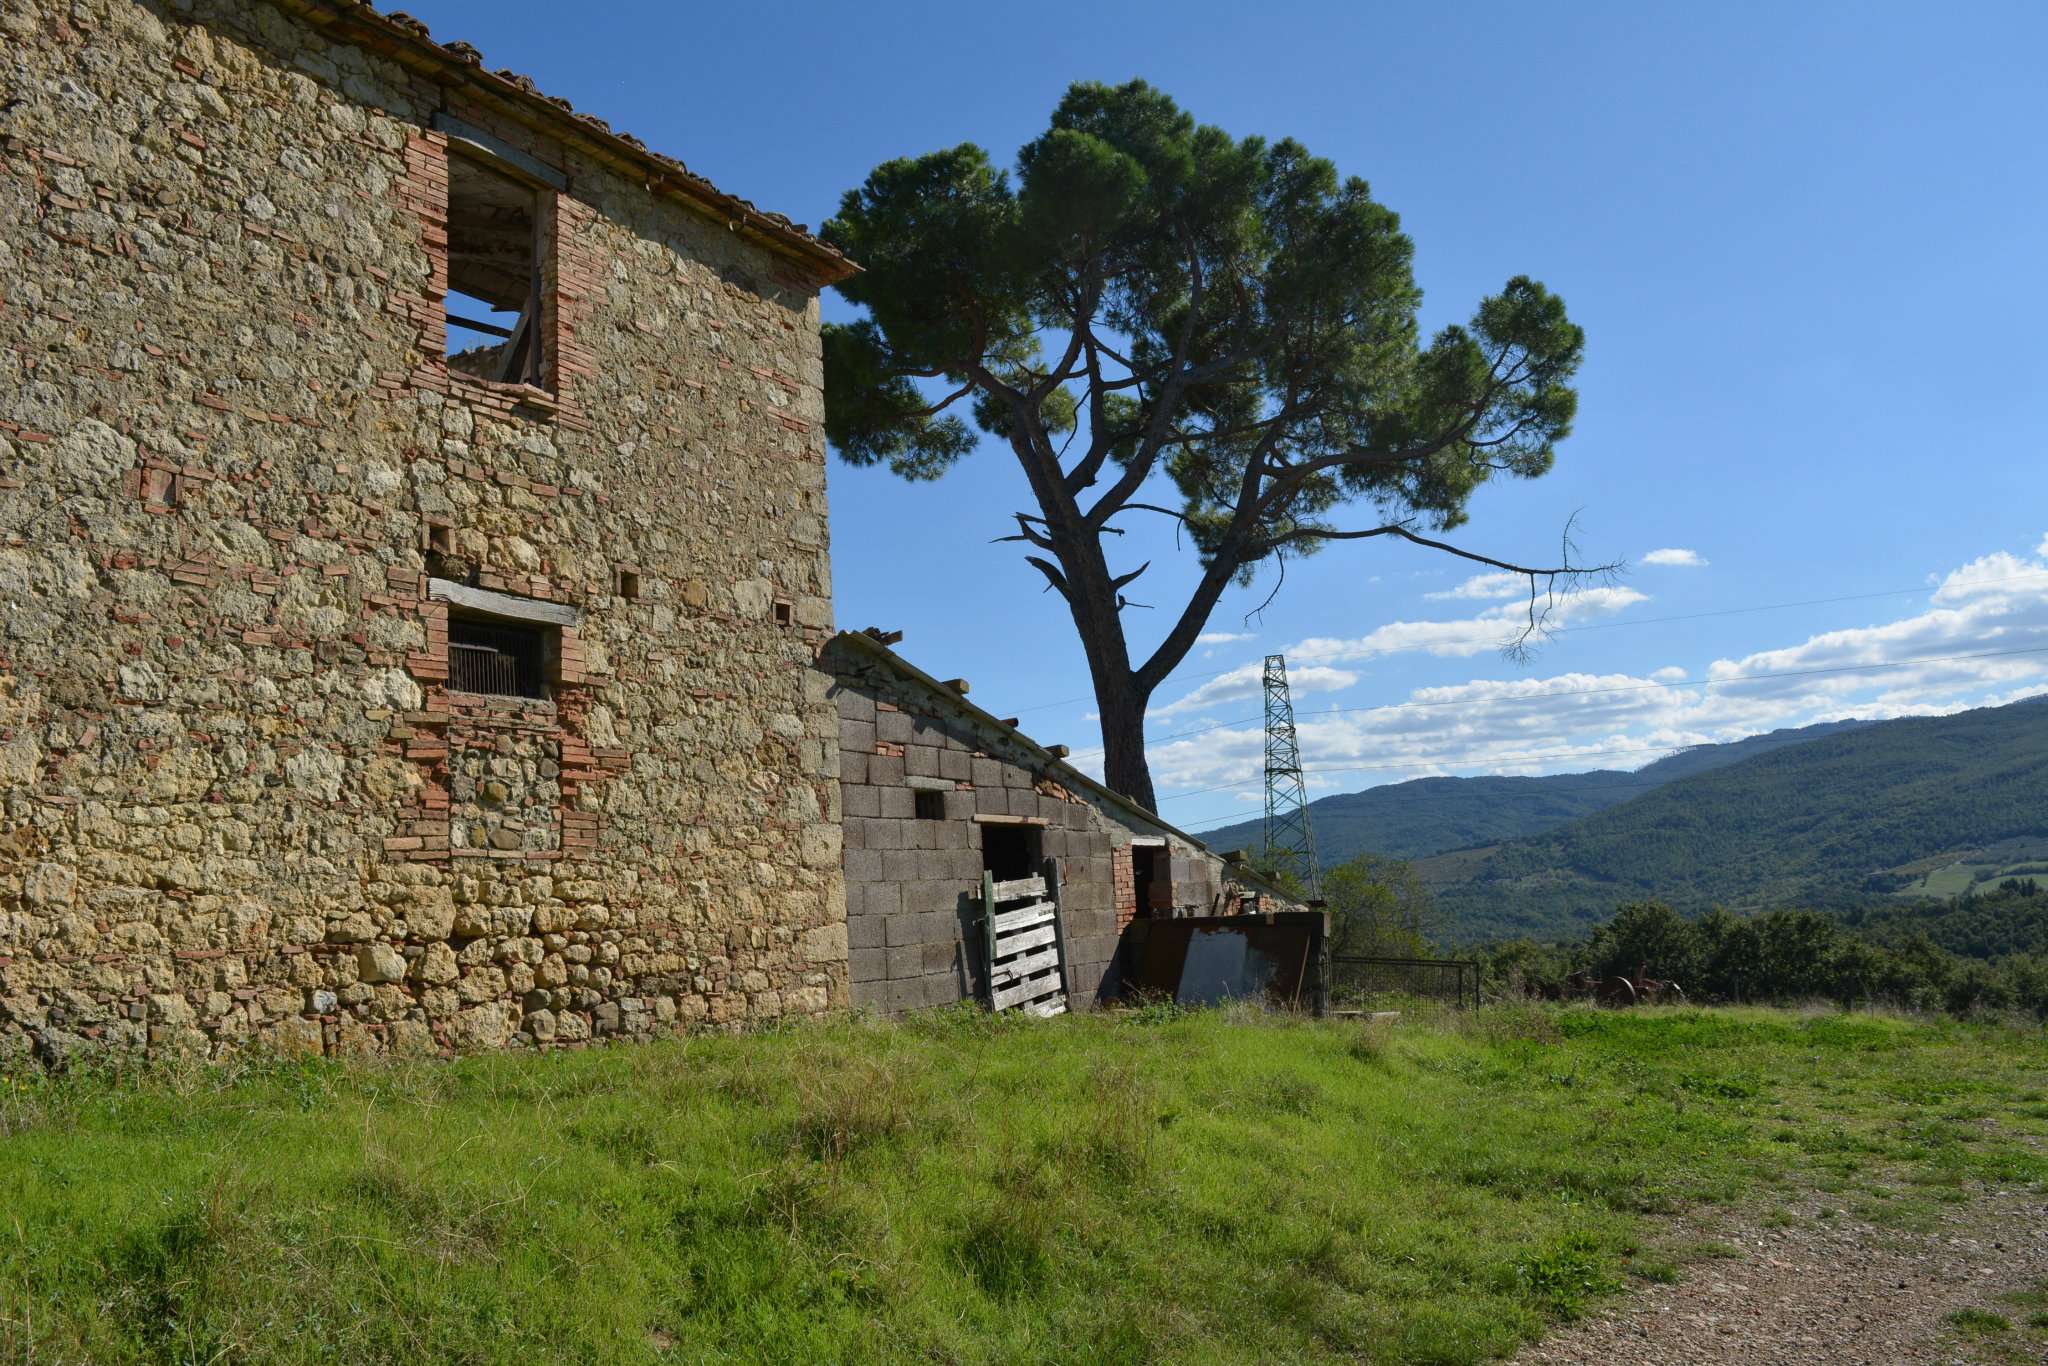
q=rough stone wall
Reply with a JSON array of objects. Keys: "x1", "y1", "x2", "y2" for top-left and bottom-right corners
[
  {"x1": 0, "y1": 0, "x2": 846, "y2": 1063},
  {"x1": 823, "y1": 638, "x2": 1243, "y2": 1014},
  {"x1": 444, "y1": 695, "x2": 561, "y2": 856}
]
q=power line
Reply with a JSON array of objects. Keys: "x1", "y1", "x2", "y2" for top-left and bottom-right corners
[
  {"x1": 1185, "y1": 770, "x2": 1754, "y2": 835},
  {"x1": 1546, "y1": 570, "x2": 2048, "y2": 636},
  {"x1": 1302, "y1": 644, "x2": 2048, "y2": 721},
  {"x1": 1181, "y1": 747, "x2": 1865, "y2": 836},
  {"x1": 1005, "y1": 661, "x2": 1244, "y2": 715},
  {"x1": 997, "y1": 568, "x2": 2048, "y2": 730},
  {"x1": 1155, "y1": 742, "x2": 1696, "y2": 804},
  {"x1": 1070, "y1": 642, "x2": 2048, "y2": 763}
]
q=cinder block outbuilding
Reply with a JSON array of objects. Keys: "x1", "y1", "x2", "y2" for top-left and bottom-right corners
[{"x1": 823, "y1": 631, "x2": 1298, "y2": 1013}]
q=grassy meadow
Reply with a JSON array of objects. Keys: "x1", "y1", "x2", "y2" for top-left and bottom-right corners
[{"x1": 2, "y1": 1004, "x2": 2045, "y2": 1363}]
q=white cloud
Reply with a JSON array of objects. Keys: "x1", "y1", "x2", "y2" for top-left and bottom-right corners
[
  {"x1": 1196, "y1": 628, "x2": 1258, "y2": 658},
  {"x1": 1149, "y1": 533, "x2": 2048, "y2": 809},
  {"x1": 1425, "y1": 572, "x2": 1529, "y2": 602},
  {"x1": 1152, "y1": 663, "x2": 1360, "y2": 718},
  {"x1": 1642, "y1": 548, "x2": 1708, "y2": 568},
  {"x1": 1931, "y1": 548, "x2": 2048, "y2": 604},
  {"x1": 1290, "y1": 585, "x2": 1650, "y2": 663}
]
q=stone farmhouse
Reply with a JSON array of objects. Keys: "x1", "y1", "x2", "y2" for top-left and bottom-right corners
[{"x1": 0, "y1": 0, "x2": 1296, "y2": 1061}]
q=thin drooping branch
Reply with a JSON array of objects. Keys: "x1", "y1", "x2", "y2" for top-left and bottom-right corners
[
  {"x1": 1258, "y1": 516, "x2": 1619, "y2": 656},
  {"x1": 1245, "y1": 545, "x2": 1288, "y2": 625},
  {"x1": 1115, "y1": 502, "x2": 1190, "y2": 524},
  {"x1": 1353, "y1": 522, "x2": 1609, "y2": 581}
]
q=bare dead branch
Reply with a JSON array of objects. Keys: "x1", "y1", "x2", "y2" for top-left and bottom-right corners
[
  {"x1": 991, "y1": 512, "x2": 1055, "y2": 551},
  {"x1": 1023, "y1": 555, "x2": 1070, "y2": 599}
]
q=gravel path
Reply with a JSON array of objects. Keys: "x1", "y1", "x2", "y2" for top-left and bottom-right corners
[{"x1": 1513, "y1": 1187, "x2": 2048, "y2": 1366}]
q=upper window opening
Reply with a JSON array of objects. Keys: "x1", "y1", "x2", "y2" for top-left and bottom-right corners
[
  {"x1": 914, "y1": 790, "x2": 946, "y2": 821},
  {"x1": 980, "y1": 823, "x2": 1041, "y2": 884},
  {"x1": 445, "y1": 152, "x2": 545, "y2": 387},
  {"x1": 447, "y1": 614, "x2": 552, "y2": 699}
]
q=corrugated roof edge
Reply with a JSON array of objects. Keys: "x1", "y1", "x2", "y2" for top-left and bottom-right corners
[
  {"x1": 268, "y1": 0, "x2": 859, "y2": 285},
  {"x1": 830, "y1": 630, "x2": 1297, "y2": 905}
]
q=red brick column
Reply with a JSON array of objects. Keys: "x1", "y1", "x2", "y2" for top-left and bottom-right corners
[{"x1": 1112, "y1": 845, "x2": 1137, "y2": 932}]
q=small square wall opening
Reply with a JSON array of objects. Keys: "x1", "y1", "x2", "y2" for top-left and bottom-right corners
[
  {"x1": 445, "y1": 151, "x2": 546, "y2": 387},
  {"x1": 980, "y1": 823, "x2": 1042, "y2": 883},
  {"x1": 914, "y1": 790, "x2": 946, "y2": 821},
  {"x1": 447, "y1": 613, "x2": 553, "y2": 699},
  {"x1": 772, "y1": 600, "x2": 793, "y2": 627},
  {"x1": 141, "y1": 467, "x2": 181, "y2": 511},
  {"x1": 615, "y1": 568, "x2": 641, "y2": 601},
  {"x1": 426, "y1": 521, "x2": 453, "y2": 554}
]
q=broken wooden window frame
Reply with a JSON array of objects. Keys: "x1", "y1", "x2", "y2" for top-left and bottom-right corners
[{"x1": 434, "y1": 112, "x2": 563, "y2": 391}]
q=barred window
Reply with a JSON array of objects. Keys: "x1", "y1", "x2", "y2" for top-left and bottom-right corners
[{"x1": 447, "y1": 615, "x2": 551, "y2": 699}]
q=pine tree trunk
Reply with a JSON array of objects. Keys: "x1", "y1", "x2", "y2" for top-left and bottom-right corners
[{"x1": 1091, "y1": 674, "x2": 1158, "y2": 814}]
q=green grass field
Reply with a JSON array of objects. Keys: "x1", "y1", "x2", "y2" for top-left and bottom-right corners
[{"x1": 3, "y1": 1005, "x2": 2045, "y2": 1363}]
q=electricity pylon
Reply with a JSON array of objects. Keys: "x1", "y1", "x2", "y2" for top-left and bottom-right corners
[{"x1": 1261, "y1": 654, "x2": 1321, "y2": 898}]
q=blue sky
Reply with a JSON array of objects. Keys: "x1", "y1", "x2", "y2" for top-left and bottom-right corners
[{"x1": 407, "y1": 1, "x2": 2048, "y2": 830}]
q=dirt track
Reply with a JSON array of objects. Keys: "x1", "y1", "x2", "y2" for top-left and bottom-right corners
[{"x1": 1514, "y1": 1187, "x2": 2048, "y2": 1366}]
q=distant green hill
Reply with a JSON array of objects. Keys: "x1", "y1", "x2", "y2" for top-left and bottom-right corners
[
  {"x1": 1840, "y1": 879, "x2": 2048, "y2": 959},
  {"x1": 1194, "y1": 719, "x2": 1870, "y2": 863},
  {"x1": 1415, "y1": 697, "x2": 2048, "y2": 943}
]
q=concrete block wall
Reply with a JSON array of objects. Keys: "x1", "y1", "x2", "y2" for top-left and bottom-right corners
[{"x1": 824, "y1": 636, "x2": 1244, "y2": 1014}]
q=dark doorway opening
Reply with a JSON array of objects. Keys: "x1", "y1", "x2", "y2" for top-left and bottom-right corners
[
  {"x1": 1132, "y1": 844, "x2": 1171, "y2": 918},
  {"x1": 979, "y1": 823, "x2": 1042, "y2": 883}
]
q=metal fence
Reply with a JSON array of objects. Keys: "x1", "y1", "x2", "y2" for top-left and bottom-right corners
[{"x1": 1329, "y1": 955, "x2": 1480, "y2": 1012}]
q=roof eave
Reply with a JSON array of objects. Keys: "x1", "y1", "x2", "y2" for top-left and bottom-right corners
[{"x1": 268, "y1": 0, "x2": 860, "y2": 287}]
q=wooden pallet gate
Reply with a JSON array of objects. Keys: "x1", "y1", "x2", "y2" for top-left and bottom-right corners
[{"x1": 979, "y1": 860, "x2": 1070, "y2": 1017}]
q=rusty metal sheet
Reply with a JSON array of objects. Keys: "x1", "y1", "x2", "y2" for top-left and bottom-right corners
[{"x1": 1128, "y1": 917, "x2": 1317, "y2": 1008}]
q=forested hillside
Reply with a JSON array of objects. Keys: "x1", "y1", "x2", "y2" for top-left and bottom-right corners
[
  {"x1": 1841, "y1": 879, "x2": 2048, "y2": 959},
  {"x1": 1421, "y1": 698, "x2": 2048, "y2": 942},
  {"x1": 1195, "y1": 719, "x2": 1868, "y2": 862}
]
